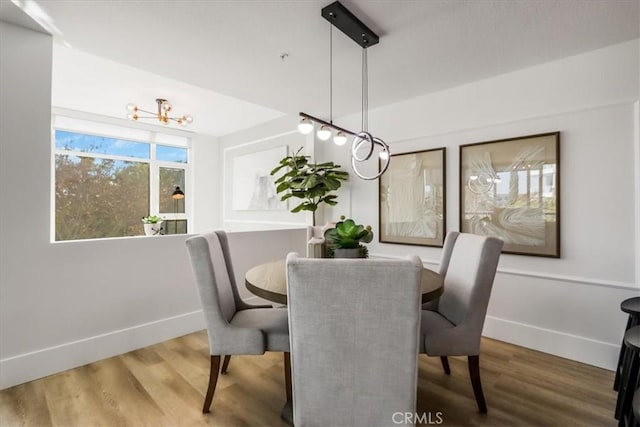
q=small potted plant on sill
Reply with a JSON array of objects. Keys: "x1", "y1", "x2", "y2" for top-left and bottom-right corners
[
  {"x1": 324, "y1": 215, "x2": 374, "y2": 258},
  {"x1": 142, "y1": 215, "x2": 164, "y2": 236}
]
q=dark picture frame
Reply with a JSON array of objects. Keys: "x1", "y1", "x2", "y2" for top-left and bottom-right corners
[
  {"x1": 379, "y1": 147, "x2": 446, "y2": 247},
  {"x1": 459, "y1": 132, "x2": 560, "y2": 257}
]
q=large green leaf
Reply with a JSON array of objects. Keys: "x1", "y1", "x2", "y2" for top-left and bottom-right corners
[
  {"x1": 290, "y1": 190, "x2": 306, "y2": 198},
  {"x1": 276, "y1": 182, "x2": 290, "y2": 193},
  {"x1": 302, "y1": 175, "x2": 317, "y2": 189},
  {"x1": 291, "y1": 203, "x2": 306, "y2": 213},
  {"x1": 269, "y1": 146, "x2": 349, "y2": 216}
]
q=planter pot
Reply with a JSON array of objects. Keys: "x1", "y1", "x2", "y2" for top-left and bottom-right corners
[
  {"x1": 333, "y1": 248, "x2": 364, "y2": 259},
  {"x1": 143, "y1": 222, "x2": 163, "y2": 236}
]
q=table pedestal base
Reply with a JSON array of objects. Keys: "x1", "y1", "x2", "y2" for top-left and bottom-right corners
[{"x1": 280, "y1": 400, "x2": 293, "y2": 425}]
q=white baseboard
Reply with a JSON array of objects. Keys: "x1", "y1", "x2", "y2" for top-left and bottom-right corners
[
  {"x1": 1, "y1": 310, "x2": 618, "y2": 390},
  {"x1": 0, "y1": 310, "x2": 205, "y2": 390},
  {"x1": 483, "y1": 315, "x2": 619, "y2": 371}
]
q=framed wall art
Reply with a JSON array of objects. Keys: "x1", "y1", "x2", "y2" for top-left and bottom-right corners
[
  {"x1": 379, "y1": 147, "x2": 446, "y2": 247},
  {"x1": 459, "y1": 132, "x2": 560, "y2": 257},
  {"x1": 232, "y1": 145, "x2": 288, "y2": 211}
]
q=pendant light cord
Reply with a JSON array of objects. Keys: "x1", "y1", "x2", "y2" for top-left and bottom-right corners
[
  {"x1": 329, "y1": 22, "x2": 333, "y2": 124},
  {"x1": 361, "y1": 47, "x2": 368, "y2": 132}
]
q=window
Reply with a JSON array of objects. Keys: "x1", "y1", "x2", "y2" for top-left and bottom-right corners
[{"x1": 53, "y1": 115, "x2": 190, "y2": 241}]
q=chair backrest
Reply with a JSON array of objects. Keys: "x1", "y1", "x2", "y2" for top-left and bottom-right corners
[
  {"x1": 286, "y1": 253, "x2": 423, "y2": 426},
  {"x1": 214, "y1": 230, "x2": 253, "y2": 310},
  {"x1": 185, "y1": 231, "x2": 239, "y2": 331},
  {"x1": 437, "y1": 231, "x2": 460, "y2": 276},
  {"x1": 437, "y1": 233, "x2": 503, "y2": 330}
]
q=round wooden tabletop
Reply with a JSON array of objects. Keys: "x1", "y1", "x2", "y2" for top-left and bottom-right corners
[{"x1": 245, "y1": 259, "x2": 444, "y2": 305}]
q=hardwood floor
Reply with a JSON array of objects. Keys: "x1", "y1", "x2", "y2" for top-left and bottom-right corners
[{"x1": 0, "y1": 331, "x2": 617, "y2": 426}]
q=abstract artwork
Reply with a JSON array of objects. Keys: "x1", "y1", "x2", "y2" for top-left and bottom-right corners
[
  {"x1": 232, "y1": 146, "x2": 288, "y2": 211},
  {"x1": 459, "y1": 132, "x2": 560, "y2": 257},
  {"x1": 379, "y1": 147, "x2": 446, "y2": 247}
]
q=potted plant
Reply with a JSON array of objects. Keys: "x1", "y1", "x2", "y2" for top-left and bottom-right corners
[
  {"x1": 270, "y1": 147, "x2": 348, "y2": 226},
  {"x1": 324, "y1": 215, "x2": 374, "y2": 258},
  {"x1": 142, "y1": 215, "x2": 163, "y2": 236}
]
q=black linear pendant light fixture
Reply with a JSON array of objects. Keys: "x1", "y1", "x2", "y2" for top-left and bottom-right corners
[{"x1": 298, "y1": 1, "x2": 390, "y2": 180}]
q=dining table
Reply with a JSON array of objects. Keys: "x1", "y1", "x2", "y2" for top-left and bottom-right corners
[{"x1": 245, "y1": 258, "x2": 445, "y2": 305}]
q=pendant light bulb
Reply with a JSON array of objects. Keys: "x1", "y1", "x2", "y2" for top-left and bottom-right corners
[
  {"x1": 379, "y1": 150, "x2": 389, "y2": 161},
  {"x1": 333, "y1": 131, "x2": 347, "y2": 146},
  {"x1": 317, "y1": 125, "x2": 332, "y2": 141},
  {"x1": 298, "y1": 117, "x2": 314, "y2": 135}
]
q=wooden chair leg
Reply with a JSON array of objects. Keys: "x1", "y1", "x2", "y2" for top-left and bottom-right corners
[
  {"x1": 468, "y1": 355, "x2": 487, "y2": 414},
  {"x1": 284, "y1": 352, "x2": 292, "y2": 402},
  {"x1": 221, "y1": 355, "x2": 231, "y2": 374},
  {"x1": 203, "y1": 355, "x2": 221, "y2": 414},
  {"x1": 440, "y1": 356, "x2": 451, "y2": 375}
]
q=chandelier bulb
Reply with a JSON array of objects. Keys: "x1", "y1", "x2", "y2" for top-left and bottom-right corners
[
  {"x1": 379, "y1": 150, "x2": 389, "y2": 161},
  {"x1": 298, "y1": 117, "x2": 314, "y2": 135},
  {"x1": 126, "y1": 103, "x2": 136, "y2": 112},
  {"x1": 317, "y1": 125, "x2": 332, "y2": 141},
  {"x1": 184, "y1": 115, "x2": 193, "y2": 124},
  {"x1": 333, "y1": 131, "x2": 347, "y2": 146}
]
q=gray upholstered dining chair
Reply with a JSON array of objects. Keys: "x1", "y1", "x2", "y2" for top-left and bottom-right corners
[
  {"x1": 419, "y1": 231, "x2": 503, "y2": 413},
  {"x1": 185, "y1": 231, "x2": 291, "y2": 414},
  {"x1": 421, "y1": 230, "x2": 458, "y2": 312},
  {"x1": 286, "y1": 253, "x2": 423, "y2": 426}
]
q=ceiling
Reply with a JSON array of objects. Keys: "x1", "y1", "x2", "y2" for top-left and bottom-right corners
[{"x1": 3, "y1": 0, "x2": 639, "y2": 137}]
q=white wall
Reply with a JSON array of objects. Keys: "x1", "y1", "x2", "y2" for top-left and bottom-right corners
[
  {"x1": 0, "y1": 21, "x2": 305, "y2": 389},
  {"x1": 2, "y1": 19, "x2": 637, "y2": 393},
  {"x1": 191, "y1": 133, "x2": 221, "y2": 233},
  {"x1": 0, "y1": 23, "x2": 200, "y2": 390},
  {"x1": 320, "y1": 39, "x2": 640, "y2": 370}
]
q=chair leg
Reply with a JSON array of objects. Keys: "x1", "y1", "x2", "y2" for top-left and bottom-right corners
[
  {"x1": 615, "y1": 345, "x2": 640, "y2": 421},
  {"x1": 221, "y1": 355, "x2": 231, "y2": 374},
  {"x1": 440, "y1": 356, "x2": 451, "y2": 375},
  {"x1": 284, "y1": 352, "x2": 292, "y2": 402},
  {"x1": 615, "y1": 315, "x2": 633, "y2": 391},
  {"x1": 203, "y1": 355, "x2": 221, "y2": 414},
  {"x1": 468, "y1": 355, "x2": 487, "y2": 414}
]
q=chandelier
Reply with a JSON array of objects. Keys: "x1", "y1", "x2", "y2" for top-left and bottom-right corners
[
  {"x1": 298, "y1": 1, "x2": 390, "y2": 181},
  {"x1": 126, "y1": 98, "x2": 193, "y2": 127}
]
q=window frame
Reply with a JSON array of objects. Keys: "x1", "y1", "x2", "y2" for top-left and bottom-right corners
[{"x1": 51, "y1": 110, "x2": 192, "y2": 242}]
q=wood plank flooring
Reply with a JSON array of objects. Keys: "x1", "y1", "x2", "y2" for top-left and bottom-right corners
[{"x1": 0, "y1": 331, "x2": 617, "y2": 426}]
